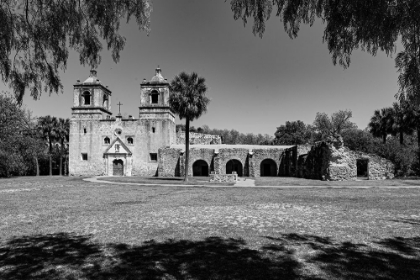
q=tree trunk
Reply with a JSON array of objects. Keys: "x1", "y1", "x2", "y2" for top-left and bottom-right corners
[
  {"x1": 35, "y1": 156, "x2": 39, "y2": 176},
  {"x1": 64, "y1": 155, "x2": 68, "y2": 176},
  {"x1": 49, "y1": 154, "x2": 52, "y2": 176},
  {"x1": 59, "y1": 139, "x2": 63, "y2": 176},
  {"x1": 184, "y1": 117, "x2": 190, "y2": 182}
]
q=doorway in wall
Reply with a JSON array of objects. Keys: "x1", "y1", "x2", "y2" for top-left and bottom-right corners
[
  {"x1": 113, "y1": 159, "x2": 124, "y2": 176},
  {"x1": 226, "y1": 159, "x2": 243, "y2": 177},
  {"x1": 357, "y1": 159, "x2": 368, "y2": 179}
]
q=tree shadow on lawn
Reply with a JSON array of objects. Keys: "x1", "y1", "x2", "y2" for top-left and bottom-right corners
[{"x1": 1, "y1": 233, "x2": 420, "y2": 279}]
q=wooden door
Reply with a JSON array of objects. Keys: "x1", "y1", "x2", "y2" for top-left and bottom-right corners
[{"x1": 113, "y1": 160, "x2": 124, "y2": 176}]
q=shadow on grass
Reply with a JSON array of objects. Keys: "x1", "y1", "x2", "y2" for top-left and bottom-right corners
[{"x1": 1, "y1": 233, "x2": 419, "y2": 279}]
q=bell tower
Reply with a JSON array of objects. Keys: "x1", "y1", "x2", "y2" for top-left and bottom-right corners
[
  {"x1": 139, "y1": 66, "x2": 176, "y2": 153},
  {"x1": 72, "y1": 69, "x2": 112, "y2": 119}
]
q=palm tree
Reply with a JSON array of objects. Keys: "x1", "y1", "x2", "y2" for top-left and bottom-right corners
[
  {"x1": 169, "y1": 72, "x2": 210, "y2": 181},
  {"x1": 56, "y1": 118, "x2": 70, "y2": 176},
  {"x1": 389, "y1": 100, "x2": 414, "y2": 145},
  {"x1": 368, "y1": 108, "x2": 393, "y2": 144},
  {"x1": 38, "y1": 115, "x2": 58, "y2": 176}
]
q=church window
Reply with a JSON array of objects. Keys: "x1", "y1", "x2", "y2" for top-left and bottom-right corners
[
  {"x1": 115, "y1": 128, "x2": 122, "y2": 135},
  {"x1": 127, "y1": 137, "x2": 133, "y2": 145},
  {"x1": 81, "y1": 153, "x2": 88, "y2": 161},
  {"x1": 82, "y1": 91, "x2": 91, "y2": 105},
  {"x1": 152, "y1": 127, "x2": 156, "y2": 133},
  {"x1": 151, "y1": 91, "x2": 159, "y2": 104},
  {"x1": 150, "y1": 153, "x2": 157, "y2": 162},
  {"x1": 103, "y1": 95, "x2": 108, "y2": 108},
  {"x1": 83, "y1": 128, "x2": 87, "y2": 134},
  {"x1": 104, "y1": 137, "x2": 110, "y2": 144}
]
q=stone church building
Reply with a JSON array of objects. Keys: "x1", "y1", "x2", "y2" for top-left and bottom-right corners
[{"x1": 69, "y1": 67, "x2": 395, "y2": 181}]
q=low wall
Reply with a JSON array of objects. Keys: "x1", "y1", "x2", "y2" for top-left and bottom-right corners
[{"x1": 209, "y1": 173, "x2": 237, "y2": 183}]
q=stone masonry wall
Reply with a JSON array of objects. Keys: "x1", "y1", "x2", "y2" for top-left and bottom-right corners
[
  {"x1": 176, "y1": 130, "x2": 222, "y2": 145},
  {"x1": 297, "y1": 141, "x2": 395, "y2": 181},
  {"x1": 158, "y1": 147, "x2": 182, "y2": 177},
  {"x1": 252, "y1": 148, "x2": 285, "y2": 177}
]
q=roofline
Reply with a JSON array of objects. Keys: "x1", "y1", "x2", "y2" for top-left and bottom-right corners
[
  {"x1": 71, "y1": 107, "x2": 112, "y2": 115},
  {"x1": 74, "y1": 83, "x2": 112, "y2": 94}
]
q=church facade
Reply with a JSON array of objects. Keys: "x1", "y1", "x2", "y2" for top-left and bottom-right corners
[
  {"x1": 69, "y1": 67, "x2": 394, "y2": 181},
  {"x1": 69, "y1": 67, "x2": 176, "y2": 176}
]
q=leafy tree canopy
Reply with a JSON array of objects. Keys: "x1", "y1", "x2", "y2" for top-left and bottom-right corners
[
  {"x1": 313, "y1": 109, "x2": 357, "y2": 140},
  {"x1": 274, "y1": 120, "x2": 312, "y2": 145},
  {"x1": 1, "y1": 0, "x2": 151, "y2": 103},
  {"x1": 228, "y1": 0, "x2": 418, "y2": 67}
]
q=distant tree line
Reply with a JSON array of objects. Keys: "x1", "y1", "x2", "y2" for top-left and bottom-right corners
[{"x1": 0, "y1": 94, "x2": 69, "y2": 177}]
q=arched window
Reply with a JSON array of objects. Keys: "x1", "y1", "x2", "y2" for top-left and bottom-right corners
[
  {"x1": 82, "y1": 91, "x2": 91, "y2": 105},
  {"x1": 151, "y1": 90, "x2": 159, "y2": 104},
  {"x1": 127, "y1": 137, "x2": 133, "y2": 145},
  {"x1": 104, "y1": 137, "x2": 110, "y2": 144},
  {"x1": 103, "y1": 95, "x2": 108, "y2": 108}
]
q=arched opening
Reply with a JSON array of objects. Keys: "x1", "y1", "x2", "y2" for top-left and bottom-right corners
[
  {"x1": 103, "y1": 95, "x2": 108, "y2": 108},
  {"x1": 226, "y1": 159, "x2": 243, "y2": 177},
  {"x1": 151, "y1": 90, "x2": 159, "y2": 104},
  {"x1": 127, "y1": 137, "x2": 133, "y2": 145},
  {"x1": 113, "y1": 159, "x2": 124, "y2": 176},
  {"x1": 193, "y1": 160, "x2": 209, "y2": 176},
  {"x1": 104, "y1": 137, "x2": 110, "y2": 144},
  {"x1": 260, "y1": 159, "x2": 278, "y2": 177},
  {"x1": 82, "y1": 91, "x2": 91, "y2": 105}
]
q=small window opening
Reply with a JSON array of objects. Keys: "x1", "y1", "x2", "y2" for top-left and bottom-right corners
[
  {"x1": 103, "y1": 95, "x2": 108, "y2": 108},
  {"x1": 127, "y1": 137, "x2": 133, "y2": 145},
  {"x1": 83, "y1": 128, "x2": 87, "y2": 134},
  {"x1": 152, "y1": 127, "x2": 156, "y2": 133},
  {"x1": 115, "y1": 128, "x2": 122, "y2": 135},
  {"x1": 104, "y1": 137, "x2": 110, "y2": 144},
  {"x1": 151, "y1": 93, "x2": 159, "y2": 104},
  {"x1": 150, "y1": 153, "x2": 157, "y2": 162},
  {"x1": 82, "y1": 92, "x2": 91, "y2": 105},
  {"x1": 82, "y1": 153, "x2": 88, "y2": 161}
]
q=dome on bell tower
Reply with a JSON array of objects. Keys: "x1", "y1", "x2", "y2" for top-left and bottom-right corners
[{"x1": 149, "y1": 66, "x2": 168, "y2": 84}]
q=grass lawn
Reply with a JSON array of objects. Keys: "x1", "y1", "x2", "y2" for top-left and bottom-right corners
[
  {"x1": 254, "y1": 176, "x2": 420, "y2": 186},
  {"x1": 0, "y1": 176, "x2": 419, "y2": 279}
]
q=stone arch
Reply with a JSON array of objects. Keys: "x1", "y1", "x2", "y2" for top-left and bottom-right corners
[
  {"x1": 260, "y1": 158, "x2": 278, "y2": 177},
  {"x1": 193, "y1": 160, "x2": 209, "y2": 176},
  {"x1": 226, "y1": 159, "x2": 243, "y2": 177},
  {"x1": 81, "y1": 91, "x2": 91, "y2": 105},
  {"x1": 103, "y1": 94, "x2": 109, "y2": 108},
  {"x1": 150, "y1": 90, "x2": 159, "y2": 104},
  {"x1": 113, "y1": 159, "x2": 124, "y2": 176}
]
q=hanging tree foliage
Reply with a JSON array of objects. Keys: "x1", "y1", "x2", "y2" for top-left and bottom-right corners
[{"x1": 0, "y1": 0, "x2": 152, "y2": 103}]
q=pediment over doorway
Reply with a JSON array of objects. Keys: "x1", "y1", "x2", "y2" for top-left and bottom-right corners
[{"x1": 104, "y1": 137, "x2": 132, "y2": 155}]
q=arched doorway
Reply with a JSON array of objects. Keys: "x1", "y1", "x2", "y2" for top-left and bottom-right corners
[
  {"x1": 260, "y1": 159, "x2": 277, "y2": 177},
  {"x1": 113, "y1": 159, "x2": 124, "y2": 176},
  {"x1": 226, "y1": 159, "x2": 243, "y2": 176},
  {"x1": 193, "y1": 160, "x2": 209, "y2": 176}
]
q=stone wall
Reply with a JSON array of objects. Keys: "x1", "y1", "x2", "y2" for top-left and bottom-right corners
[
  {"x1": 176, "y1": 130, "x2": 222, "y2": 145},
  {"x1": 158, "y1": 147, "x2": 182, "y2": 177},
  {"x1": 297, "y1": 141, "x2": 394, "y2": 181},
  {"x1": 252, "y1": 148, "x2": 284, "y2": 177},
  {"x1": 209, "y1": 173, "x2": 237, "y2": 183}
]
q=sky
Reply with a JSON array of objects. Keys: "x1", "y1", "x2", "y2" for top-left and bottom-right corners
[{"x1": 2, "y1": 0, "x2": 401, "y2": 136}]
